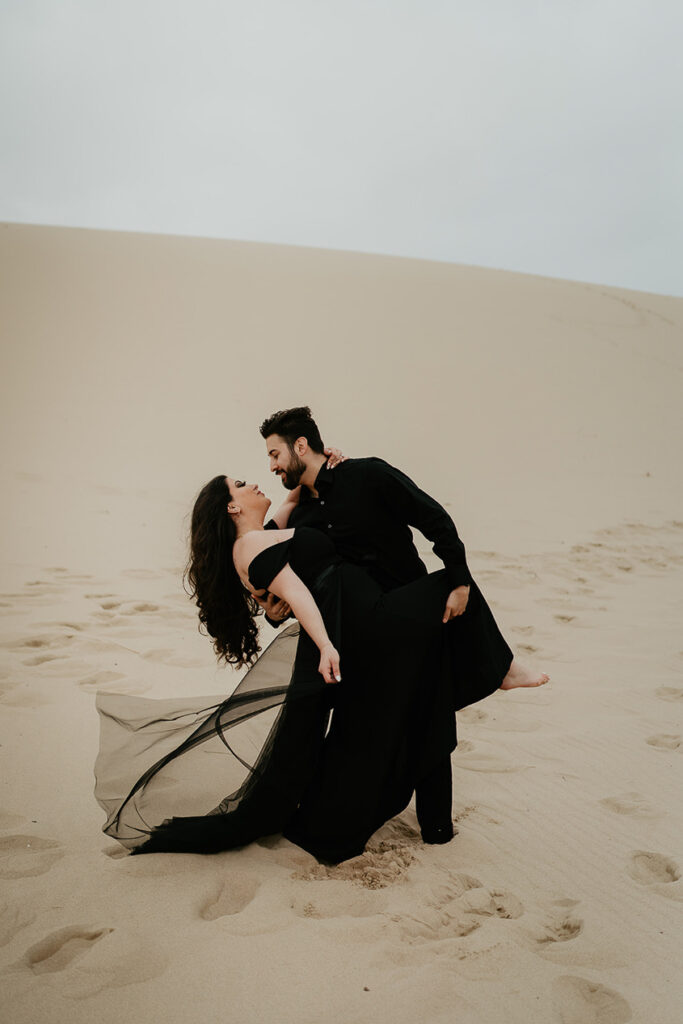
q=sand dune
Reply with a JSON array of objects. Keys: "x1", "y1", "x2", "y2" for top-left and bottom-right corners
[{"x1": 1, "y1": 223, "x2": 682, "y2": 1023}]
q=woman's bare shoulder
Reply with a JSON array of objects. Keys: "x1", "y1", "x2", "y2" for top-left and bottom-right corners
[{"x1": 233, "y1": 528, "x2": 295, "y2": 580}]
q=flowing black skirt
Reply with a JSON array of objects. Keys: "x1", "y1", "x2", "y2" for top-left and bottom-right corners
[{"x1": 94, "y1": 568, "x2": 512, "y2": 861}]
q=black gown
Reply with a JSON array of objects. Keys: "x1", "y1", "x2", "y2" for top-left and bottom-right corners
[{"x1": 94, "y1": 528, "x2": 512, "y2": 862}]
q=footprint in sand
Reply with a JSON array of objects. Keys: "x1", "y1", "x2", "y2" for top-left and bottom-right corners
[
  {"x1": 391, "y1": 872, "x2": 485, "y2": 943},
  {"x1": 646, "y1": 734, "x2": 681, "y2": 751},
  {"x1": 0, "y1": 836, "x2": 64, "y2": 879},
  {"x1": 397, "y1": 875, "x2": 523, "y2": 945},
  {"x1": 121, "y1": 603, "x2": 161, "y2": 615},
  {"x1": 0, "y1": 900, "x2": 37, "y2": 947},
  {"x1": 396, "y1": 904, "x2": 481, "y2": 942},
  {"x1": 656, "y1": 686, "x2": 683, "y2": 702},
  {"x1": 627, "y1": 851, "x2": 680, "y2": 886},
  {"x1": 534, "y1": 914, "x2": 584, "y2": 945},
  {"x1": 200, "y1": 874, "x2": 260, "y2": 920},
  {"x1": 459, "y1": 887, "x2": 524, "y2": 920},
  {"x1": 552, "y1": 975, "x2": 632, "y2": 1023},
  {"x1": 7, "y1": 635, "x2": 77, "y2": 661},
  {"x1": 7, "y1": 925, "x2": 168, "y2": 998},
  {"x1": 599, "y1": 793, "x2": 662, "y2": 820},
  {"x1": 14, "y1": 925, "x2": 113, "y2": 975},
  {"x1": 55, "y1": 622, "x2": 86, "y2": 633},
  {"x1": 3, "y1": 636, "x2": 51, "y2": 651}
]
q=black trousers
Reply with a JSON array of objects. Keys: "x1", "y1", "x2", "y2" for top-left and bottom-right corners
[{"x1": 414, "y1": 754, "x2": 453, "y2": 830}]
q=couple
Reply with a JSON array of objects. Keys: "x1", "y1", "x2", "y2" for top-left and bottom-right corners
[{"x1": 95, "y1": 407, "x2": 548, "y2": 863}]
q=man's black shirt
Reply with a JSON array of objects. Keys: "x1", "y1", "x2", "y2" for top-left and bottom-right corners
[{"x1": 266, "y1": 457, "x2": 471, "y2": 592}]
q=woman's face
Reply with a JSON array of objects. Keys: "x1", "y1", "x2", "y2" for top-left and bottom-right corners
[{"x1": 225, "y1": 476, "x2": 271, "y2": 515}]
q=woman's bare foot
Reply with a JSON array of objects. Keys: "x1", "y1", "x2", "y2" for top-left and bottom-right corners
[{"x1": 500, "y1": 657, "x2": 549, "y2": 690}]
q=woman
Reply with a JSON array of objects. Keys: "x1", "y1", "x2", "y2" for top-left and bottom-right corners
[{"x1": 95, "y1": 475, "x2": 547, "y2": 862}]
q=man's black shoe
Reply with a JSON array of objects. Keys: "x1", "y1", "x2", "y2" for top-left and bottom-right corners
[{"x1": 420, "y1": 822, "x2": 455, "y2": 845}]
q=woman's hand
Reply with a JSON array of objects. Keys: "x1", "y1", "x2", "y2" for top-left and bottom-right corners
[
  {"x1": 324, "y1": 446, "x2": 348, "y2": 469},
  {"x1": 442, "y1": 586, "x2": 470, "y2": 622},
  {"x1": 319, "y1": 642, "x2": 341, "y2": 684}
]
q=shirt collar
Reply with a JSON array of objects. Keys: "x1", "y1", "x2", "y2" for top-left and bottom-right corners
[{"x1": 310, "y1": 463, "x2": 335, "y2": 498}]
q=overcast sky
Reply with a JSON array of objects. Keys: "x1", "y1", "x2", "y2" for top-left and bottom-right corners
[{"x1": 1, "y1": 0, "x2": 681, "y2": 296}]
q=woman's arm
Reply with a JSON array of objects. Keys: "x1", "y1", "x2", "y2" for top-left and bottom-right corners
[
  {"x1": 267, "y1": 564, "x2": 341, "y2": 684},
  {"x1": 233, "y1": 532, "x2": 340, "y2": 683},
  {"x1": 269, "y1": 486, "x2": 302, "y2": 529}
]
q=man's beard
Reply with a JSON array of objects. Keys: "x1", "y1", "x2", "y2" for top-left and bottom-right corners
[{"x1": 280, "y1": 451, "x2": 306, "y2": 490}]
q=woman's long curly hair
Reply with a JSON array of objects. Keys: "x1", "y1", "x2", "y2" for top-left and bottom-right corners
[{"x1": 184, "y1": 475, "x2": 262, "y2": 666}]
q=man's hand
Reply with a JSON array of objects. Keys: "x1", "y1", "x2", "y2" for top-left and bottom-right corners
[
  {"x1": 324, "y1": 446, "x2": 348, "y2": 469},
  {"x1": 442, "y1": 586, "x2": 470, "y2": 623},
  {"x1": 255, "y1": 592, "x2": 292, "y2": 622}
]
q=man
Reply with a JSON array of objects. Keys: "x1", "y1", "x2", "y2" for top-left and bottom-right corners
[
  {"x1": 257, "y1": 406, "x2": 479, "y2": 846},
  {"x1": 256, "y1": 407, "x2": 547, "y2": 845}
]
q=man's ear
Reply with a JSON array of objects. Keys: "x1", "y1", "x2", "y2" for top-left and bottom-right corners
[{"x1": 294, "y1": 436, "x2": 308, "y2": 456}]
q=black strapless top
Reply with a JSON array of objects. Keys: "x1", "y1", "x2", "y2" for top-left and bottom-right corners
[{"x1": 248, "y1": 527, "x2": 340, "y2": 593}]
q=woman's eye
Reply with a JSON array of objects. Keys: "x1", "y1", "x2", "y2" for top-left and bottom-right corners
[{"x1": 235, "y1": 480, "x2": 245, "y2": 487}]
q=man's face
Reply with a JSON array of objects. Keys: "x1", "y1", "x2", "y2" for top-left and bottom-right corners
[{"x1": 266, "y1": 434, "x2": 306, "y2": 490}]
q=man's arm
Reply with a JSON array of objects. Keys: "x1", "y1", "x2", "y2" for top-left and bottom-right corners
[{"x1": 371, "y1": 461, "x2": 472, "y2": 589}]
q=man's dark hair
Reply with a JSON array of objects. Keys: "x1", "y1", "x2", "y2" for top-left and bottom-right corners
[{"x1": 259, "y1": 406, "x2": 325, "y2": 454}]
